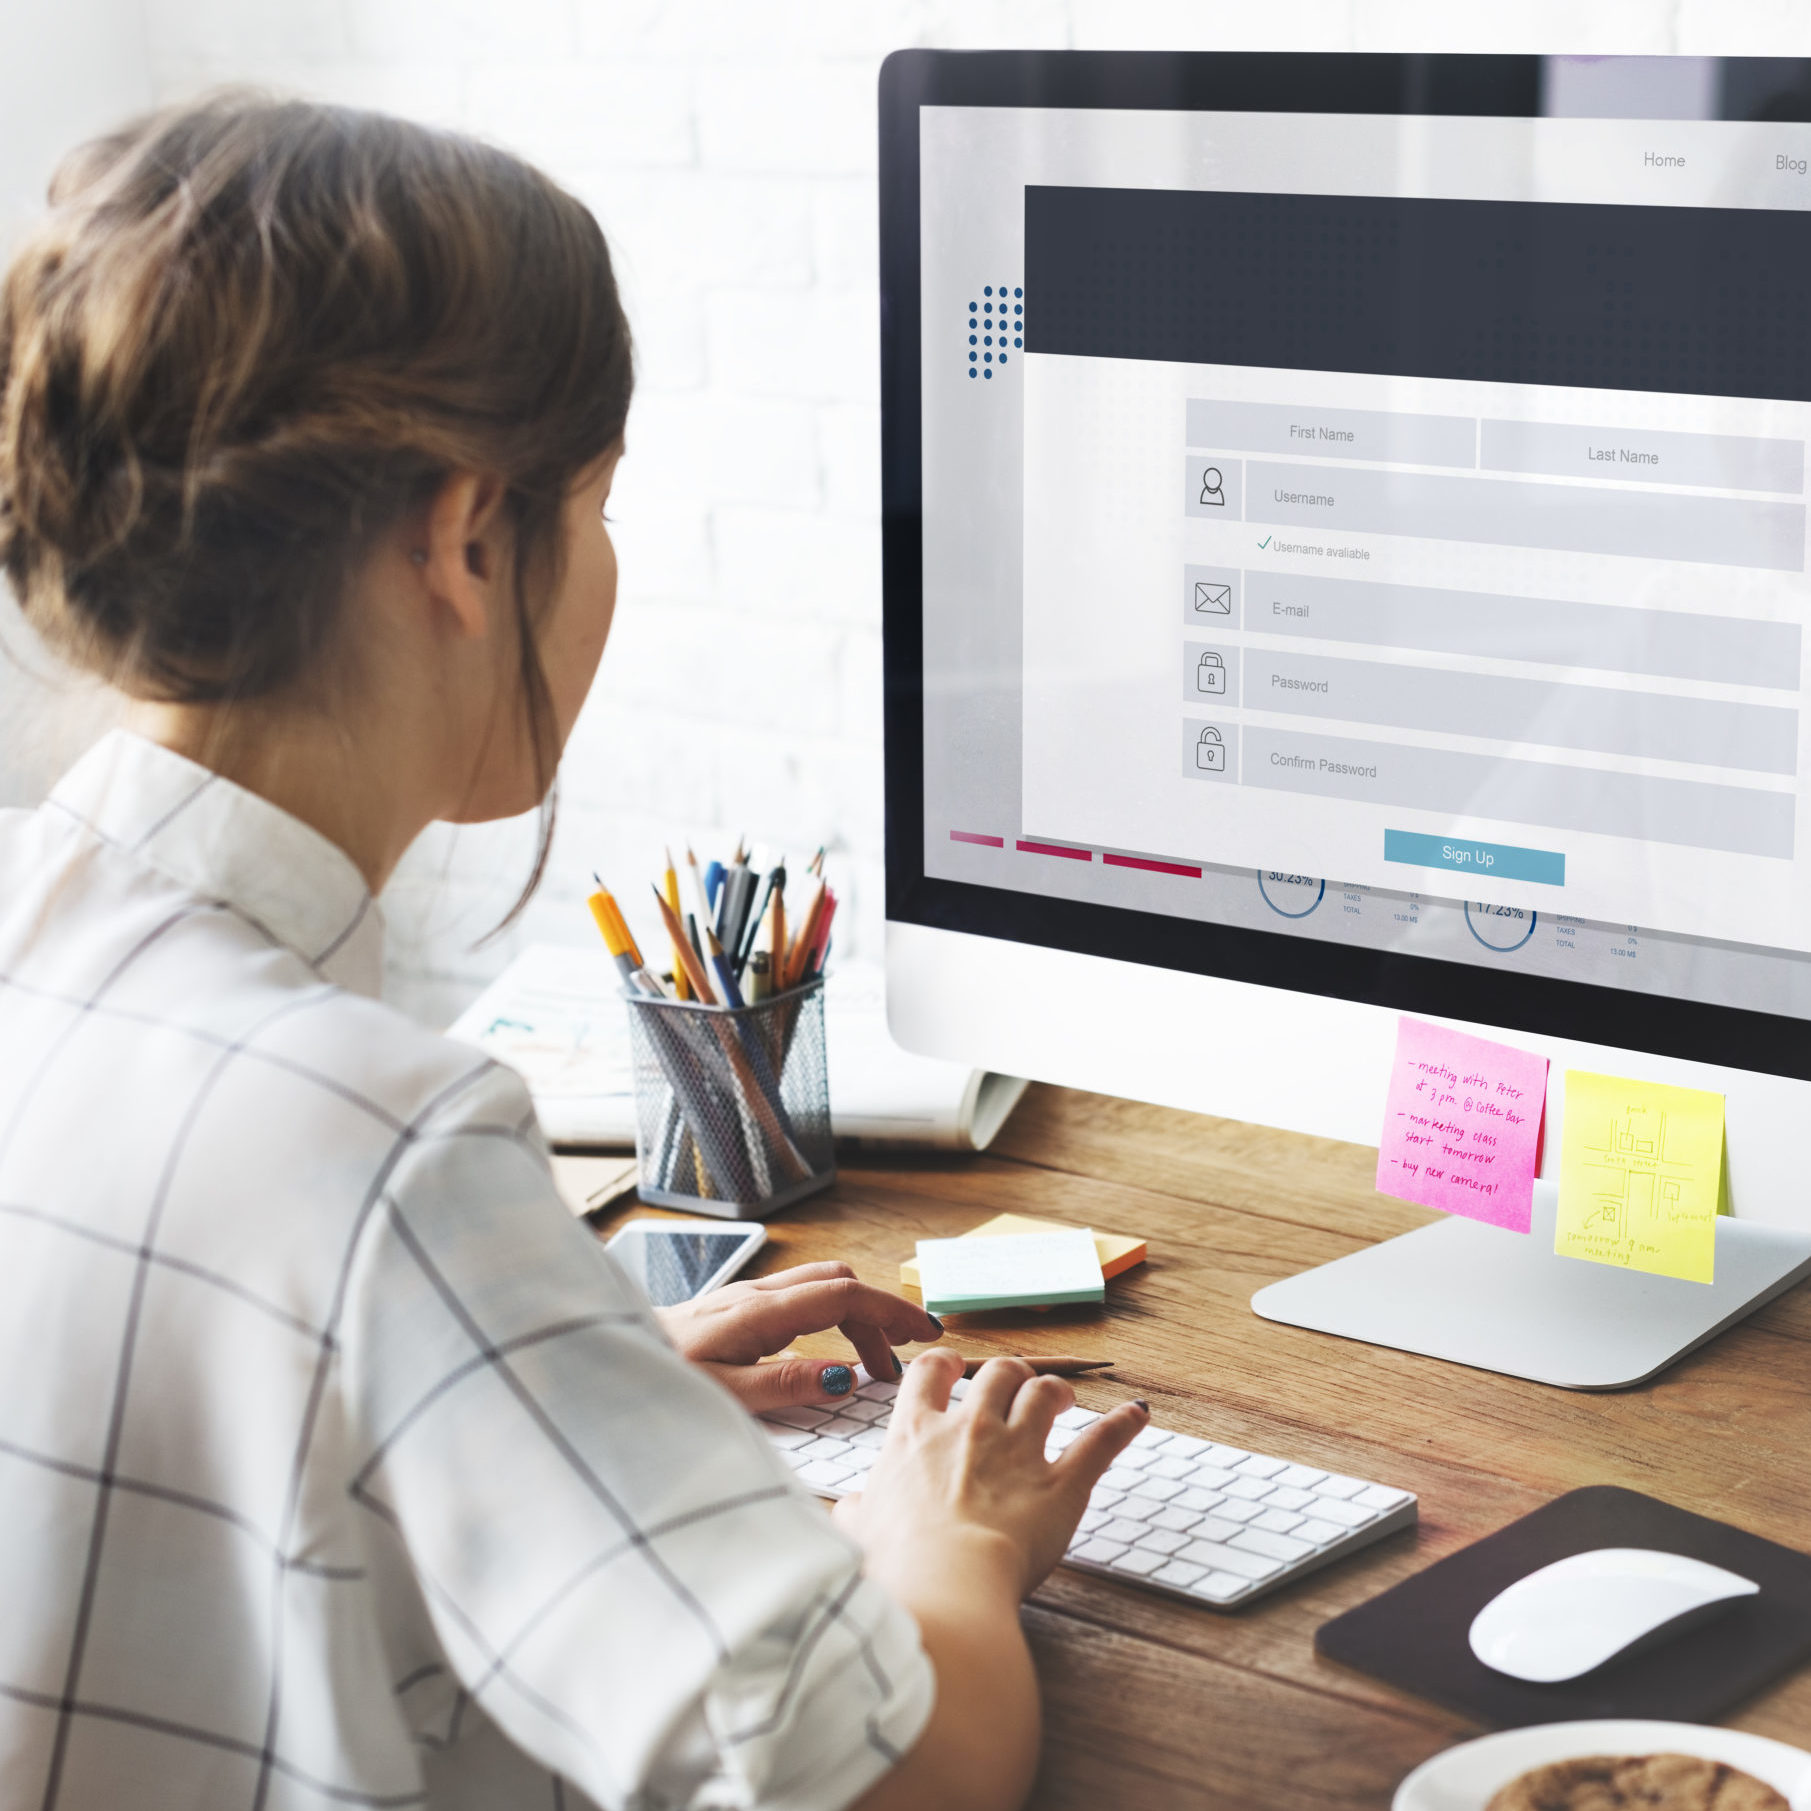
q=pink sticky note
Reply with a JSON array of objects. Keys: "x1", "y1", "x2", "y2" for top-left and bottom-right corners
[{"x1": 1375, "y1": 1017, "x2": 1549, "y2": 1233}]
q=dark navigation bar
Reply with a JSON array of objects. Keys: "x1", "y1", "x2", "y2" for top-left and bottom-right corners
[{"x1": 1024, "y1": 185, "x2": 1811, "y2": 402}]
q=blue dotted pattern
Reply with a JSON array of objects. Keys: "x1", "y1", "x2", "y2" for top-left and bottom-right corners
[{"x1": 968, "y1": 283, "x2": 1024, "y2": 379}]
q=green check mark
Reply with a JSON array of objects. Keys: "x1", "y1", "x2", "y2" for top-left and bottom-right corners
[{"x1": 1257, "y1": 534, "x2": 1273, "y2": 549}]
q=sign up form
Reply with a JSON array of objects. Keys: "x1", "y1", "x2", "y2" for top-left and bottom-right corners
[{"x1": 1020, "y1": 183, "x2": 1811, "y2": 950}]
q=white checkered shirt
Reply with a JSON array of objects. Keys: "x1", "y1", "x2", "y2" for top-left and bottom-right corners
[{"x1": 0, "y1": 730, "x2": 931, "y2": 1811}]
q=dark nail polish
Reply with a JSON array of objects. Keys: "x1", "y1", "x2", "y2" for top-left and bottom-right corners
[
  {"x1": 822, "y1": 1365, "x2": 853, "y2": 1397},
  {"x1": 926, "y1": 1314, "x2": 944, "y2": 1335},
  {"x1": 892, "y1": 1352, "x2": 904, "y2": 1377},
  {"x1": 1132, "y1": 1398, "x2": 1150, "y2": 1414}
]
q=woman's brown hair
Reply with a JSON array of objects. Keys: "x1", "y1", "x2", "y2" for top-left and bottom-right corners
[{"x1": 0, "y1": 93, "x2": 632, "y2": 899}]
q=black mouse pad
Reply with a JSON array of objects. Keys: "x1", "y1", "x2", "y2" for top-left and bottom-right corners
[{"x1": 1316, "y1": 1486, "x2": 1811, "y2": 1728}]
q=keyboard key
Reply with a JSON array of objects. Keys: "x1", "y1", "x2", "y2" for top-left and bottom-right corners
[
  {"x1": 1046, "y1": 1426, "x2": 1080, "y2": 1450},
  {"x1": 819, "y1": 1416, "x2": 869, "y2": 1440},
  {"x1": 843, "y1": 1446, "x2": 878, "y2": 1471},
  {"x1": 1160, "y1": 1433, "x2": 1211, "y2": 1460},
  {"x1": 1174, "y1": 1487, "x2": 1226, "y2": 1514},
  {"x1": 1077, "y1": 1508, "x2": 1110, "y2": 1534},
  {"x1": 851, "y1": 1426, "x2": 888, "y2": 1449},
  {"x1": 1252, "y1": 1508, "x2": 1304, "y2": 1535},
  {"x1": 1233, "y1": 1527, "x2": 1313, "y2": 1564},
  {"x1": 1107, "y1": 1493, "x2": 1159, "y2": 1522},
  {"x1": 1150, "y1": 1505, "x2": 1201, "y2": 1533},
  {"x1": 1265, "y1": 1486, "x2": 1315, "y2": 1512},
  {"x1": 766, "y1": 1426, "x2": 816, "y2": 1450},
  {"x1": 1054, "y1": 1406, "x2": 1099, "y2": 1430},
  {"x1": 1212, "y1": 1498, "x2": 1263, "y2": 1524},
  {"x1": 1146, "y1": 1456, "x2": 1197, "y2": 1481},
  {"x1": 1356, "y1": 1484, "x2": 1413, "y2": 1512},
  {"x1": 1191, "y1": 1515, "x2": 1247, "y2": 1545},
  {"x1": 1181, "y1": 1466, "x2": 1240, "y2": 1492},
  {"x1": 1153, "y1": 1559, "x2": 1206, "y2": 1588},
  {"x1": 1222, "y1": 1476, "x2": 1274, "y2": 1501},
  {"x1": 1099, "y1": 1519, "x2": 1150, "y2": 1546},
  {"x1": 799, "y1": 1460, "x2": 855, "y2": 1490},
  {"x1": 1306, "y1": 1495, "x2": 1371, "y2": 1528},
  {"x1": 1275, "y1": 1465, "x2": 1327, "y2": 1490},
  {"x1": 1200, "y1": 1444, "x2": 1251, "y2": 1467},
  {"x1": 1071, "y1": 1538, "x2": 1128, "y2": 1565},
  {"x1": 1127, "y1": 1476, "x2": 1184, "y2": 1503},
  {"x1": 1130, "y1": 1426, "x2": 1175, "y2": 1452},
  {"x1": 842, "y1": 1398, "x2": 890, "y2": 1423},
  {"x1": 1114, "y1": 1548, "x2": 1168, "y2": 1577},
  {"x1": 1188, "y1": 1572, "x2": 1250, "y2": 1604},
  {"x1": 1294, "y1": 1518, "x2": 1345, "y2": 1547},
  {"x1": 859, "y1": 1379, "x2": 900, "y2": 1401},
  {"x1": 1179, "y1": 1541, "x2": 1280, "y2": 1581},
  {"x1": 1089, "y1": 1488, "x2": 1125, "y2": 1513},
  {"x1": 1101, "y1": 1466, "x2": 1144, "y2": 1494},
  {"x1": 796, "y1": 1436, "x2": 852, "y2": 1462},
  {"x1": 767, "y1": 1406, "x2": 832, "y2": 1430},
  {"x1": 1312, "y1": 1474, "x2": 1364, "y2": 1500},
  {"x1": 1234, "y1": 1455, "x2": 1288, "y2": 1480},
  {"x1": 1134, "y1": 1529, "x2": 1189, "y2": 1557},
  {"x1": 948, "y1": 1378, "x2": 970, "y2": 1399}
]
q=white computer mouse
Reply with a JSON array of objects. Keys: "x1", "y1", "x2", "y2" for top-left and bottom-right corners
[{"x1": 1468, "y1": 1548, "x2": 1760, "y2": 1683}]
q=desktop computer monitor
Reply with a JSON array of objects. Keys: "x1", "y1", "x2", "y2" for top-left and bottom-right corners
[{"x1": 879, "y1": 51, "x2": 1811, "y2": 1242}]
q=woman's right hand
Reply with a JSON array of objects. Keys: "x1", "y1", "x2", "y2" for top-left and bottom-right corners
[{"x1": 833, "y1": 1348, "x2": 1148, "y2": 1606}]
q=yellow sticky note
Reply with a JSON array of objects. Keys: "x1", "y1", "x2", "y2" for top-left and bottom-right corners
[{"x1": 1556, "y1": 1071, "x2": 1725, "y2": 1284}]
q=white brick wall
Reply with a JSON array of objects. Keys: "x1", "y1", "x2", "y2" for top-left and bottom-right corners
[{"x1": 7, "y1": 1, "x2": 1811, "y2": 1024}]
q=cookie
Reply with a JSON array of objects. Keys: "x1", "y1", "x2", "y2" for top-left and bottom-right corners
[{"x1": 1484, "y1": 1751, "x2": 1789, "y2": 1811}]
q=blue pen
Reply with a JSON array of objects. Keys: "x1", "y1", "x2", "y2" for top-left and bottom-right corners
[
  {"x1": 705, "y1": 860, "x2": 725, "y2": 911},
  {"x1": 706, "y1": 927, "x2": 745, "y2": 1008}
]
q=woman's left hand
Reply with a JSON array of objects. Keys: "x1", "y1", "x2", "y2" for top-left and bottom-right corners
[{"x1": 656, "y1": 1261, "x2": 943, "y2": 1414}]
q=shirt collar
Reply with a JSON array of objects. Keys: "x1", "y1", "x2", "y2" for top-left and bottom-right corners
[{"x1": 48, "y1": 729, "x2": 384, "y2": 998}]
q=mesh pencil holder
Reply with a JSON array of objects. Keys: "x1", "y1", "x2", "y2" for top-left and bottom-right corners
[{"x1": 623, "y1": 978, "x2": 836, "y2": 1220}]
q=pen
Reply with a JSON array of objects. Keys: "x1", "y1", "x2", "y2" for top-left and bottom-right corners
[
  {"x1": 706, "y1": 927, "x2": 745, "y2": 1010},
  {"x1": 736, "y1": 860, "x2": 785, "y2": 975},
  {"x1": 803, "y1": 888, "x2": 836, "y2": 982},
  {"x1": 704, "y1": 859, "x2": 725, "y2": 913},
  {"x1": 955, "y1": 1357, "x2": 1115, "y2": 1378}
]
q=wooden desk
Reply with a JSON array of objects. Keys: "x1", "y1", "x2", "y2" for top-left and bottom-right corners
[{"x1": 590, "y1": 1085, "x2": 1811, "y2": 1809}]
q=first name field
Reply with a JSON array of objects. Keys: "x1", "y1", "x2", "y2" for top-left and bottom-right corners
[{"x1": 1185, "y1": 398, "x2": 1808, "y2": 572}]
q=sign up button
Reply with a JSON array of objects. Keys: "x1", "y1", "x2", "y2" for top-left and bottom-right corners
[{"x1": 1384, "y1": 829, "x2": 1565, "y2": 886}]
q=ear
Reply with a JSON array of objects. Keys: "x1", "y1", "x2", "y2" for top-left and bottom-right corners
[{"x1": 415, "y1": 471, "x2": 511, "y2": 639}]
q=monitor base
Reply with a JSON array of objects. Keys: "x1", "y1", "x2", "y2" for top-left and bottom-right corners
[{"x1": 1250, "y1": 1185, "x2": 1811, "y2": 1390}]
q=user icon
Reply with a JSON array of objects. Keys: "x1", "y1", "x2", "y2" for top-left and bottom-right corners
[{"x1": 1199, "y1": 465, "x2": 1225, "y2": 506}]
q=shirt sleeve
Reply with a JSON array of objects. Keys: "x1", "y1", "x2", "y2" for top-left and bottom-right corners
[{"x1": 337, "y1": 1061, "x2": 934, "y2": 1811}]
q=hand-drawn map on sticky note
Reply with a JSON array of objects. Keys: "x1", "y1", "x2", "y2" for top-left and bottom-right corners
[
  {"x1": 1376, "y1": 1018, "x2": 1549, "y2": 1232},
  {"x1": 1555, "y1": 1071, "x2": 1725, "y2": 1284}
]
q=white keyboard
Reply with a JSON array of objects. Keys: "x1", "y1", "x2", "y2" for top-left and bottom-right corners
[{"x1": 761, "y1": 1373, "x2": 1417, "y2": 1610}]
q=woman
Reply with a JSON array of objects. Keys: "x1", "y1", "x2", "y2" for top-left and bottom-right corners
[{"x1": 0, "y1": 96, "x2": 1145, "y2": 1811}]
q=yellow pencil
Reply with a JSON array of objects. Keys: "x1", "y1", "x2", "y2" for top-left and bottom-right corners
[{"x1": 663, "y1": 850, "x2": 692, "y2": 1001}]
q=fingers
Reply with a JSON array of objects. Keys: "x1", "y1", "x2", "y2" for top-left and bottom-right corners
[
  {"x1": 895, "y1": 1346, "x2": 965, "y2": 1420},
  {"x1": 702, "y1": 1357, "x2": 861, "y2": 1415},
  {"x1": 745, "y1": 1277, "x2": 942, "y2": 1351},
  {"x1": 1006, "y1": 1374, "x2": 1074, "y2": 1444},
  {"x1": 743, "y1": 1261, "x2": 858, "y2": 1291},
  {"x1": 963, "y1": 1356, "x2": 1035, "y2": 1421},
  {"x1": 841, "y1": 1320, "x2": 904, "y2": 1386},
  {"x1": 1055, "y1": 1399, "x2": 1149, "y2": 1497}
]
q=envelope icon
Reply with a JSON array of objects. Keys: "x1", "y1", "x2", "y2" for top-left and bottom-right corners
[{"x1": 1194, "y1": 581, "x2": 1232, "y2": 615}]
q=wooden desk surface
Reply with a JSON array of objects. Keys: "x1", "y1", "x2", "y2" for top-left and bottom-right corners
[{"x1": 589, "y1": 1085, "x2": 1811, "y2": 1809}]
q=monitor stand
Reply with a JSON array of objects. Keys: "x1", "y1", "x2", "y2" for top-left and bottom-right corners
[{"x1": 1250, "y1": 1185, "x2": 1811, "y2": 1391}]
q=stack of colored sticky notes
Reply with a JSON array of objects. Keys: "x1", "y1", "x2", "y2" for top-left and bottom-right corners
[
  {"x1": 899, "y1": 1213, "x2": 1147, "y2": 1295},
  {"x1": 913, "y1": 1227, "x2": 1107, "y2": 1316}
]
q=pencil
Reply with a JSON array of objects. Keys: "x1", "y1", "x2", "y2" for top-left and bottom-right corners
[
  {"x1": 784, "y1": 876, "x2": 826, "y2": 989},
  {"x1": 652, "y1": 886, "x2": 717, "y2": 1004},
  {"x1": 663, "y1": 851, "x2": 692, "y2": 1002},
  {"x1": 955, "y1": 1357, "x2": 1115, "y2": 1378}
]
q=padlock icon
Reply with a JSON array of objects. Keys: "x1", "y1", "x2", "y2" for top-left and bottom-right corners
[
  {"x1": 1196, "y1": 725, "x2": 1225, "y2": 771},
  {"x1": 1196, "y1": 651, "x2": 1225, "y2": 695}
]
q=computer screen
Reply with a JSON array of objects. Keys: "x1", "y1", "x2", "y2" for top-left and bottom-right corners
[{"x1": 881, "y1": 53, "x2": 1811, "y2": 1094}]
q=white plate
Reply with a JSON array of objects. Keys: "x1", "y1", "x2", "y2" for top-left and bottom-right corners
[{"x1": 1394, "y1": 1720, "x2": 1811, "y2": 1811}]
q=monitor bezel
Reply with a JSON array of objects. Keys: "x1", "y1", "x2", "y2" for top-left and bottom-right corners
[{"x1": 879, "y1": 49, "x2": 1811, "y2": 1083}]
